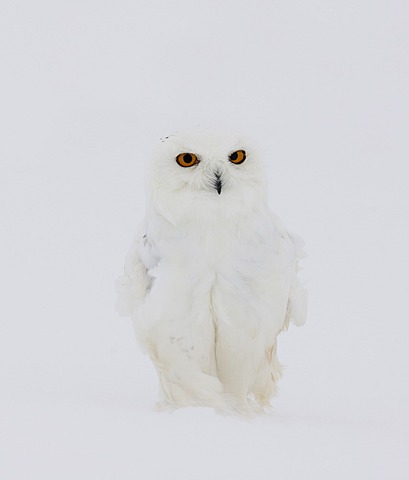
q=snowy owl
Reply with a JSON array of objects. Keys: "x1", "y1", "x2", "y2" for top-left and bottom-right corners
[{"x1": 116, "y1": 129, "x2": 307, "y2": 415}]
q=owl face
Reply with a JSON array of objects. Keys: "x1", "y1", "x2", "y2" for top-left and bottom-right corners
[{"x1": 149, "y1": 129, "x2": 265, "y2": 199}]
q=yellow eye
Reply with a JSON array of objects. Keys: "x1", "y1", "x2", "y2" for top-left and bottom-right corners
[
  {"x1": 176, "y1": 153, "x2": 199, "y2": 168},
  {"x1": 229, "y1": 150, "x2": 246, "y2": 164}
]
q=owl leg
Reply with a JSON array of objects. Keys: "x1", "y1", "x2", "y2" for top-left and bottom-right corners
[
  {"x1": 215, "y1": 333, "x2": 282, "y2": 415},
  {"x1": 142, "y1": 330, "x2": 232, "y2": 413},
  {"x1": 250, "y1": 340, "x2": 282, "y2": 409},
  {"x1": 151, "y1": 353, "x2": 231, "y2": 412},
  {"x1": 214, "y1": 332, "x2": 264, "y2": 415}
]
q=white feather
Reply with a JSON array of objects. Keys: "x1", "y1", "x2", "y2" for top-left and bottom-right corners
[{"x1": 116, "y1": 128, "x2": 307, "y2": 415}]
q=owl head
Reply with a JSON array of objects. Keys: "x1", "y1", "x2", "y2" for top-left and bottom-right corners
[{"x1": 146, "y1": 128, "x2": 268, "y2": 224}]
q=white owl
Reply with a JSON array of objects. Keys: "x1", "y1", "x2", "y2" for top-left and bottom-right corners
[{"x1": 116, "y1": 129, "x2": 307, "y2": 415}]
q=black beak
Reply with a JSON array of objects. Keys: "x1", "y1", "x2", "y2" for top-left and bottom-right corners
[{"x1": 214, "y1": 173, "x2": 222, "y2": 195}]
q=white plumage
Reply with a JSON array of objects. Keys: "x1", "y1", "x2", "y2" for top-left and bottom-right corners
[{"x1": 116, "y1": 129, "x2": 307, "y2": 415}]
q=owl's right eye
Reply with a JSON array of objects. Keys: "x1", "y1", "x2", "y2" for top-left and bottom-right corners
[{"x1": 176, "y1": 153, "x2": 199, "y2": 168}]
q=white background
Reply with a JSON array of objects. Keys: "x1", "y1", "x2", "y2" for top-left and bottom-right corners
[{"x1": 1, "y1": 1, "x2": 409, "y2": 478}]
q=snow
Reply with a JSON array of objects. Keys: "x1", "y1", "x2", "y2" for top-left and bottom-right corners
[{"x1": 1, "y1": 0, "x2": 408, "y2": 478}]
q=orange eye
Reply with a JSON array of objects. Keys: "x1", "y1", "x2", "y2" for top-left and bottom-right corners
[
  {"x1": 176, "y1": 153, "x2": 199, "y2": 168},
  {"x1": 229, "y1": 150, "x2": 246, "y2": 164}
]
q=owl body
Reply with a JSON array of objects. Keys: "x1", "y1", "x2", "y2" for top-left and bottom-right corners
[{"x1": 116, "y1": 129, "x2": 306, "y2": 414}]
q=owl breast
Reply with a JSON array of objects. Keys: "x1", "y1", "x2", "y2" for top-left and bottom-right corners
[{"x1": 145, "y1": 205, "x2": 291, "y2": 340}]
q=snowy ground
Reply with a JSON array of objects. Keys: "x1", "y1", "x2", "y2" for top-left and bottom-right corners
[{"x1": 1, "y1": 1, "x2": 409, "y2": 479}]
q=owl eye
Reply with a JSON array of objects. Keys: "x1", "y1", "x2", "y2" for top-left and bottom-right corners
[
  {"x1": 229, "y1": 150, "x2": 246, "y2": 165},
  {"x1": 176, "y1": 153, "x2": 199, "y2": 168}
]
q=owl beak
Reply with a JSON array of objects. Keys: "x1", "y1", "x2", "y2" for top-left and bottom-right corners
[{"x1": 214, "y1": 173, "x2": 222, "y2": 195}]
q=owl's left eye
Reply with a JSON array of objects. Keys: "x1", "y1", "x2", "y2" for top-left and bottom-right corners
[
  {"x1": 229, "y1": 150, "x2": 246, "y2": 164},
  {"x1": 176, "y1": 153, "x2": 199, "y2": 168}
]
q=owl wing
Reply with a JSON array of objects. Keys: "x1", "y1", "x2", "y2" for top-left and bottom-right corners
[
  {"x1": 115, "y1": 223, "x2": 158, "y2": 317},
  {"x1": 281, "y1": 230, "x2": 308, "y2": 330}
]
